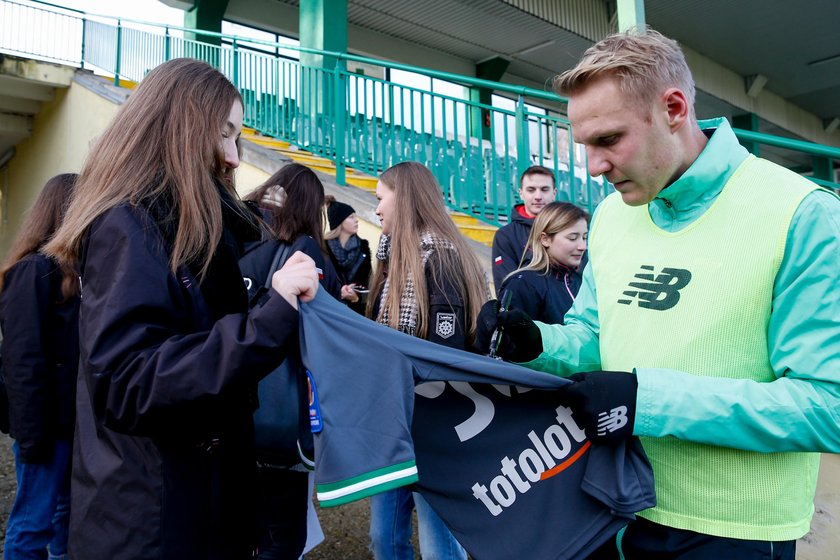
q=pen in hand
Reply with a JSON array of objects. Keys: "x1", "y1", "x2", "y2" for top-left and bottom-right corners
[{"x1": 488, "y1": 290, "x2": 513, "y2": 360}]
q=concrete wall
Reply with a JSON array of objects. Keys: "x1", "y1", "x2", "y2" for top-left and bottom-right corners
[
  {"x1": 0, "y1": 71, "x2": 388, "y2": 261},
  {"x1": 1, "y1": 77, "x2": 122, "y2": 257}
]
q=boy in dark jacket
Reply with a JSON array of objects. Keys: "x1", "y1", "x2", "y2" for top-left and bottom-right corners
[{"x1": 490, "y1": 165, "x2": 557, "y2": 290}]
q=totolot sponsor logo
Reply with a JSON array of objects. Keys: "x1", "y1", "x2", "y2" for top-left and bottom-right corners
[{"x1": 471, "y1": 405, "x2": 589, "y2": 516}]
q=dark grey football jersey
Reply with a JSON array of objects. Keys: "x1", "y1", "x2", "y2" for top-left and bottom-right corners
[{"x1": 298, "y1": 292, "x2": 655, "y2": 559}]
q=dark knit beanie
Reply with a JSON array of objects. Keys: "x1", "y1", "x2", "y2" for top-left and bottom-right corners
[{"x1": 328, "y1": 200, "x2": 355, "y2": 230}]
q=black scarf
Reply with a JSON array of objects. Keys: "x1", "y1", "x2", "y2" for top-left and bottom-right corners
[{"x1": 327, "y1": 235, "x2": 361, "y2": 272}]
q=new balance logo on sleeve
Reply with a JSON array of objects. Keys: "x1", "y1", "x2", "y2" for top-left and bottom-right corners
[
  {"x1": 597, "y1": 406, "x2": 629, "y2": 436},
  {"x1": 617, "y1": 265, "x2": 692, "y2": 310}
]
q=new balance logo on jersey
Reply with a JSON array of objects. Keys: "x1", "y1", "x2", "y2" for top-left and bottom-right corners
[
  {"x1": 597, "y1": 406, "x2": 628, "y2": 436},
  {"x1": 617, "y1": 265, "x2": 691, "y2": 310}
]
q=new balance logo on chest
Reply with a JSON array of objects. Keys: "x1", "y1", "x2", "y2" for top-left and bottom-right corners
[{"x1": 617, "y1": 265, "x2": 692, "y2": 311}]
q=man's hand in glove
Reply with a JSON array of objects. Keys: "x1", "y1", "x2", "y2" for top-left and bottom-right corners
[
  {"x1": 560, "y1": 371, "x2": 638, "y2": 444},
  {"x1": 474, "y1": 300, "x2": 543, "y2": 363}
]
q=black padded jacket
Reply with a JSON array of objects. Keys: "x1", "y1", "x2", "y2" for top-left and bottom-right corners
[
  {"x1": 69, "y1": 199, "x2": 300, "y2": 560},
  {"x1": 0, "y1": 253, "x2": 79, "y2": 462}
]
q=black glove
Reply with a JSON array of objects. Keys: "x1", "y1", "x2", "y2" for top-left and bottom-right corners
[
  {"x1": 474, "y1": 300, "x2": 543, "y2": 363},
  {"x1": 474, "y1": 299, "x2": 501, "y2": 352},
  {"x1": 559, "y1": 371, "x2": 638, "y2": 444}
]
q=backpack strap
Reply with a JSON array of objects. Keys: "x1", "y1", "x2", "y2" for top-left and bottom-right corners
[
  {"x1": 265, "y1": 242, "x2": 293, "y2": 289},
  {"x1": 246, "y1": 241, "x2": 292, "y2": 308}
]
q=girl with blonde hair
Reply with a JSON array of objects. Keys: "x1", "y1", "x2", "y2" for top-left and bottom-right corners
[
  {"x1": 325, "y1": 195, "x2": 372, "y2": 314},
  {"x1": 368, "y1": 161, "x2": 487, "y2": 560},
  {"x1": 498, "y1": 201, "x2": 588, "y2": 324}
]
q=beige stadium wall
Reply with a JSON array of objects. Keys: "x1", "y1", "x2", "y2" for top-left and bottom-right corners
[
  {"x1": 0, "y1": 79, "x2": 384, "y2": 260},
  {"x1": 1, "y1": 80, "x2": 120, "y2": 257}
]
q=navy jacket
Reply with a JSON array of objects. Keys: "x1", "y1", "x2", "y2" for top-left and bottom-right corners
[
  {"x1": 70, "y1": 201, "x2": 300, "y2": 560},
  {"x1": 242, "y1": 235, "x2": 343, "y2": 303},
  {"x1": 0, "y1": 253, "x2": 79, "y2": 462},
  {"x1": 498, "y1": 264, "x2": 583, "y2": 325},
  {"x1": 371, "y1": 252, "x2": 470, "y2": 350},
  {"x1": 490, "y1": 204, "x2": 533, "y2": 290}
]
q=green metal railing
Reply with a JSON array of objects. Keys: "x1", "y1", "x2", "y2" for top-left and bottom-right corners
[{"x1": 2, "y1": 0, "x2": 838, "y2": 225}]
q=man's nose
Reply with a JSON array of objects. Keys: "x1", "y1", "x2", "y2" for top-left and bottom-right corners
[{"x1": 586, "y1": 150, "x2": 610, "y2": 177}]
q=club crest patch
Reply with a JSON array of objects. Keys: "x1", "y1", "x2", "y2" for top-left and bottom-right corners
[{"x1": 435, "y1": 312, "x2": 456, "y2": 339}]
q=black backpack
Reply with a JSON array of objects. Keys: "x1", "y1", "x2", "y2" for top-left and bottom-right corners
[{"x1": 239, "y1": 238, "x2": 314, "y2": 469}]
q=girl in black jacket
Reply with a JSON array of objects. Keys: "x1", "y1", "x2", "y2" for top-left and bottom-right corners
[
  {"x1": 244, "y1": 163, "x2": 341, "y2": 559},
  {"x1": 0, "y1": 173, "x2": 79, "y2": 560},
  {"x1": 498, "y1": 202, "x2": 589, "y2": 325},
  {"x1": 324, "y1": 195, "x2": 372, "y2": 315},
  {"x1": 245, "y1": 163, "x2": 343, "y2": 300},
  {"x1": 43, "y1": 59, "x2": 319, "y2": 560},
  {"x1": 367, "y1": 161, "x2": 488, "y2": 560}
]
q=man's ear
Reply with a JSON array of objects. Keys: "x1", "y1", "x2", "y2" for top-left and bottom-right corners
[{"x1": 662, "y1": 88, "x2": 691, "y2": 132}]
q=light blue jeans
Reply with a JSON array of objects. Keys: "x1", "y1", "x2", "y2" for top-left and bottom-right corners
[
  {"x1": 369, "y1": 488, "x2": 467, "y2": 560},
  {"x1": 4, "y1": 440, "x2": 72, "y2": 560}
]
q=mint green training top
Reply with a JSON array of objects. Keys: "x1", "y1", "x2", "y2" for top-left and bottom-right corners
[{"x1": 527, "y1": 117, "x2": 840, "y2": 454}]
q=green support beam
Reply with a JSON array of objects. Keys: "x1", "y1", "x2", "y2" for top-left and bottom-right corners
[
  {"x1": 811, "y1": 156, "x2": 833, "y2": 183},
  {"x1": 299, "y1": 0, "x2": 348, "y2": 184},
  {"x1": 733, "y1": 113, "x2": 761, "y2": 156},
  {"x1": 470, "y1": 57, "x2": 510, "y2": 141},
  {"x1": 181, "y1": 0, "x2": 229, "y2": 68},
  {"x1": 617, "y1": 0, "x2": 646, "y2": 32},
  {"x1": 184, "y1": 0, "x2": 229, "y2": 46},
  {"x1": 300, "y1": 0, "x2": 348, "y2": 71}
]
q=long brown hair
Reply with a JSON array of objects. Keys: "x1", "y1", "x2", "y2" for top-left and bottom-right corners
[
  {"x1": 245, "y1": 163, "x2": 325, "y2": 248},
  {"x1": 367, "y1": 162, "x2": 488, "y2": 340},
  {"x1": 504, "y1": 202, "x2": 589, "y2": 282},
  {"x1": 44, "y1": 58, "x2": 244, "y2": 280},
  {"x1": 0, "y1": 173, "x2": 79, "y2": 299}
]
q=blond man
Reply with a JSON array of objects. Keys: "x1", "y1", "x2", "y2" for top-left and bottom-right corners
[{"x1": 477, "y1": 28, "x2": 840, "y2": 559}]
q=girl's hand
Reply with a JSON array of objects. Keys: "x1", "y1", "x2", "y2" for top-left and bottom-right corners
[
  {"x1": 340, "y1": 284, "x2": 360, "y2": 303},
  {"x1": 270, "y1": 251, "x2": 319, "y2": 309}
]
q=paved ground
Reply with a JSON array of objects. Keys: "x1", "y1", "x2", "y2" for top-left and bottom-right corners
[
  {"x1": 1, "y1": 432, "x2": 836, "y2": 558},
  {"x1": 0, "y1": 432, "x2": 409, "y2": 558}
]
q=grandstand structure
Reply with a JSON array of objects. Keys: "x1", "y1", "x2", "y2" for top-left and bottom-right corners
[{"x1": 1, "y1": 0, "x2": 839, "y2": 253}]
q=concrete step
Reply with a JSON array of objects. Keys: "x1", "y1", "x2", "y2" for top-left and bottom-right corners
[
  {"x1": 241, "y1": 128, "x2": 495, "y2": 246},
  {"x1": 450, "y1": 212, "x2": 484, "y2": 226},
  {"x1": 346, "y1": 174, "x2": 377, "y2": 191},
  {"x1": 243, "y1": 135, "x2": 292, "y2": 151},
  {"x1": 456, "y1": 223, "x2": 496, "y2": 247}
]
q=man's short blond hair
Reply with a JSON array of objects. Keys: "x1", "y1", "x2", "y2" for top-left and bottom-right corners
[{"x1": 553, "y1": 27, "x2": 695, "y2": 117}]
